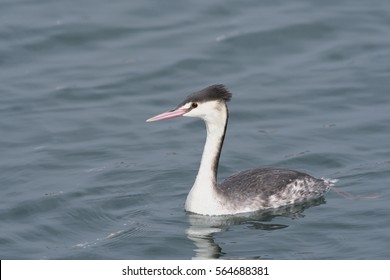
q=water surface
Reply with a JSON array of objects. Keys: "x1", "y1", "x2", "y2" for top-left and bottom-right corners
[{"x1": 1, "y1": 0, "x2": 390, "y2": 259}]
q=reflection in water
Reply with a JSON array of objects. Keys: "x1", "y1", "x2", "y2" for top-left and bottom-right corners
[{"x1": 186, "y1": 198, "x2": 325, "y2": 259}]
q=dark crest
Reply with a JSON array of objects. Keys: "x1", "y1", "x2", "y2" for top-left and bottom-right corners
[{"x1": 176, "y1": 84, "x2": 232, "y2": 108}]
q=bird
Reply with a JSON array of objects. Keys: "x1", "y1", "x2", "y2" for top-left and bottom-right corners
[{"x1": 146, "y1": 84, "x2": 335, "y2": 216}]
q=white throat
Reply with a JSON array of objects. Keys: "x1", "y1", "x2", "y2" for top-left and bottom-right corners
[{"x1": 184, "y1": 101, "x2": 229, "y2": 215}]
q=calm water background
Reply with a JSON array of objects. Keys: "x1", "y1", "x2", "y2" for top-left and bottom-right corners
[{"x1": 1, "y1": 0, "x2": 390, "y2": 259}]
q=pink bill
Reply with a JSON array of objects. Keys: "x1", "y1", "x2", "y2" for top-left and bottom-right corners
[{"x1": 146, "y1": 108, "x2": 188, "y2": 122}]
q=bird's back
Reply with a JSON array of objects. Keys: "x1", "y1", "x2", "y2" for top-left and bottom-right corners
[{"x1": 218, "y1": 168, "x2": 331, "y2": 212}]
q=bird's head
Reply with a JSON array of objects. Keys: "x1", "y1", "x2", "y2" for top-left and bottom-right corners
[{"x1": 146, "y1": 84, "x2": 232, "y2": 123}]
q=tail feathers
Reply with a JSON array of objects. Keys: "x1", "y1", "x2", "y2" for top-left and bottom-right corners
[{"x1": 322, "y1": 178, "x2": 338, "y2": 187}]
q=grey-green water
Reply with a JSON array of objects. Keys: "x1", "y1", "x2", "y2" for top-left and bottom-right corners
[{"x1": 1, "y1": 0, "x2": 390, "y2": 259}]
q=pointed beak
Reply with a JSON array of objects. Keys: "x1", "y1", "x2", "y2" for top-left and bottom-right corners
[{"x1": 146, "y1": 108, "x2": 189, "y2": 122}]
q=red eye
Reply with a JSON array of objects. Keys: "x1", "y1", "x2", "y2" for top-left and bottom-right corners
[{"x1": 191, "y1": 103, "x2": 198, "y2": 108}]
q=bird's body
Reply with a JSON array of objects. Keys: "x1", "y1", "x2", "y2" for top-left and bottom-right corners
[{"x1": 147, "y1": 85, "x2": 335, "y2": 216}]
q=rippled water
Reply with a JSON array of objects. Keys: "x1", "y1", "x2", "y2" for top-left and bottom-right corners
[{"x1": 1, "y1": 0, "x2": 390, "y2": 259}]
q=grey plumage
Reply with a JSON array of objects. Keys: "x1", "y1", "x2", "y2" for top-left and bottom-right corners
[{"x1": 218, "y1": 168, "x2": 331, "y2": 211}]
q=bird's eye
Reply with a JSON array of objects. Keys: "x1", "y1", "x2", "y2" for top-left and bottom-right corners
[{"x1": 191, "y1": 103, "x2": 198, "y2": 108}]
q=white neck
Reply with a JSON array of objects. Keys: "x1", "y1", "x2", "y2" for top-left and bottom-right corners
[{"x1": 184, "y1": 101, "x2": 228, "y2": 215}]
